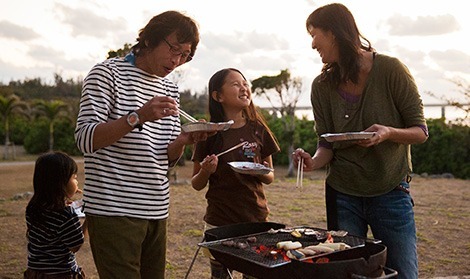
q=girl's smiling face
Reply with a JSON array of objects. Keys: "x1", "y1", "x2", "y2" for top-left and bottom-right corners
[{"x1": 217, "y1": 71, "x2": 252, "y2": 109}]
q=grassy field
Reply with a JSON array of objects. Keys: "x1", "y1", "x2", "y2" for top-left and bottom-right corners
[{"x1": 0, "y1": 158, "x2": 469, "y2": 278}]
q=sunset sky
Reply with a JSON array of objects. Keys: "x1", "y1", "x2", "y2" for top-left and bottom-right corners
[{"x1": 1, "y1": 0, "x2": 468, "y2": 119}]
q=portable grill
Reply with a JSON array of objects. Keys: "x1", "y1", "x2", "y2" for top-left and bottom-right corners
[{"x1": 198, "y1": 222, "x2": 398, "y2": 279}]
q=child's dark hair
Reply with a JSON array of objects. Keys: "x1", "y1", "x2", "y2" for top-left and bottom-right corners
[
  {"x1": 206, "y1": 68, "x2": 279, "y2": 154},
  {"x1": 26, "y1": 151, "x2": 78, "y2": 221}
]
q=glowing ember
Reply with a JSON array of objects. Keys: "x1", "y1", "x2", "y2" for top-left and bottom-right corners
[{"x1": 255, "y1": 245, "x2": 290, "y2": 261}]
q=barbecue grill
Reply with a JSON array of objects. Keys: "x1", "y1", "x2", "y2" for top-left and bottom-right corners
[{"x1": 198, "y1": 222, "x2": 398, "y2": 279}]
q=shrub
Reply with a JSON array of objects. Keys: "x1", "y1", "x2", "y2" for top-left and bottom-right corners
[
  {"x1": 23, "y1": 120, "x2": 49, "y2": 154},
  {"x1": 412, "y1": 119, "x2": 470, "y2": 179}
]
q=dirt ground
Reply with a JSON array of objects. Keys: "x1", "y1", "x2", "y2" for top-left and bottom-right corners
[{"x1": 0, "y1": 159, "x2": 469, "y2": 279}]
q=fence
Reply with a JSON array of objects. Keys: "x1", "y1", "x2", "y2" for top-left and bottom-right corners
[{"x1": 260, "y1": 104, "x2": 469, "y2": 121}]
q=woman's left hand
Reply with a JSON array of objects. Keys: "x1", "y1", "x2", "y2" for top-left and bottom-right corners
[{"x1": 356, "y1": 124, "x2": 390, "y2": 147}]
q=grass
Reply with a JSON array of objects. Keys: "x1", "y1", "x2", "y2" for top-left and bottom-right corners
[{"x1": 1, "y1": 159, "x2": 469, "y2": 278}]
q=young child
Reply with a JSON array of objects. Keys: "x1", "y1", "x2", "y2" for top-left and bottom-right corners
[
  {"x1": 191, "y1": 68, "x2": 280, "y2": 279},
  {"x1": 24, "y1": 151, "x2": 86, "y2": 279}
]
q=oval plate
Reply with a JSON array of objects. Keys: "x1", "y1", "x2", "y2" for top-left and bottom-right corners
[
  {"x1": 228, "y1": 161, "x2": 274, "y2": 175},
  {"x1": 182, "y1": 120, "x2": 233, "y2": 133},
  {"x1": 320, "y1": 132, "x2": 375, "y2": 143}
]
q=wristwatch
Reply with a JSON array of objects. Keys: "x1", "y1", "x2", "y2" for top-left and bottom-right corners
[{"x1": 127, "y1": 111, "x2": 143, "y2": 131}]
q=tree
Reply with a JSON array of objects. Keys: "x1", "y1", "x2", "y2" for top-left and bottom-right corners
[
  {"x1": 0, "y1": 94, "x2": 29, "y2": 159},
  {"x1": 107, "y1": 43, "x2": 133, "y2": 58},
  {"x1": 424, "y1": 77, "x2": 470, "y2": 125},
  {"x1": 32, "y1": 100, "x2": 70, "y2": 151},
  {"x1": 251, "y1": 69, "x2": 303, "y2": 177}
]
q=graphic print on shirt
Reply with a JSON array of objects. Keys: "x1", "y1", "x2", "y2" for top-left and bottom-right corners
[{"x1": 242, "y1": 140, "x2": 258, "y2": 160}]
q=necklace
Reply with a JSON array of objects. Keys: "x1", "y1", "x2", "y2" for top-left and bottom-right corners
[{"x1": 339, "y1": 82, "x2": 361, "y2": 119}]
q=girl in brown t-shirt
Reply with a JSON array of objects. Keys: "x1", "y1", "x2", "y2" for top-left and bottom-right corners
[{"x1": 191, "y1": 68, "x2": 280, "y2": 279}]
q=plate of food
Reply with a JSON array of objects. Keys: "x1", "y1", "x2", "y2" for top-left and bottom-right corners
[
  {"x1": 228, "y1": 161, "x2": 274, "y2": 175},
  {"x1": 182, "y1": 120, "x2": 234, "y2": 133},
  {"x1": 320, "y1": 132, "x2": 375, "y2": 142},
  {"x1": 70, "y1": 199, "x2": 85, "y2": 218}
]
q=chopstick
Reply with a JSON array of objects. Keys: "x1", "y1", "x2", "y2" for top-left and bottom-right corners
[
  {"x1": 296, "y1": 157, "x2": 304, "y2": 189},
  {"x1": 178, "y1": 108, "x2": 198, "y2": 123},
  {"x1": 216, "y1": 141, "x2": 248, "y2": 157}
]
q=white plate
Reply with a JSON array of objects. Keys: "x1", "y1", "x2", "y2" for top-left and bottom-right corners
[
  {"x1": 228, "y1": 161, "x2": 274, "y2": 175},
  {"x1": 181, "y1": 120, "x2": 233, "y2": 133},
  {"x1": 321, "y1": 132, "x2": 375, "y2": 142},
  {"x1": 70, "y1": 199, "x2": 85, "y2": 218}
]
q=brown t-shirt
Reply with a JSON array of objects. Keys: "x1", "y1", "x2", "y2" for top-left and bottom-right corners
[{"x1": 192, "y1": 121, "x2": 280, "y2": 226}]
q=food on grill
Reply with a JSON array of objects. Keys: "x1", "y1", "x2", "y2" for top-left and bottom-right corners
[
  {"x1": 276, "y1": 241, "x2": 302, "y2": 250},
  {"x1": 317, "y1": 242, "x2": 351, "y2": 251},
  {"x1": 328, "y1": 230, "x2": 348, "y2": 237},
  {"x1": 237, "y1": 241, "x2": 249, "y2": 249},
  {"x1": 324, "y1": 232, "x2": 334, "y2": 243},
  {"x1": 221, "y1": 240, "x2": 250, "y2": 249},
  {"x1": 303, "y1": 244, "x2": 335, "y2": 253},
  {"x1": 297, "y1": 248, "x2": 318, "y2": 256},
  {"x1": 286, "y1": 249, "x2": 305, "y2": 260},
  {"x1": 246, "y1": 236, "x2": 257, "y2": 243},
  {"x1": 303, "y1": 228, "x2": 320, "y2": 236},
  {"x1": 221, "y1": 240, "x2": 236, "y2": 247},
  {"x1": 291, "y1": 229, "x2": 302, "y2": 238}
]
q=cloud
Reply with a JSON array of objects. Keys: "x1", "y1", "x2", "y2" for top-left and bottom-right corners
[
  {"x1": 385, "y1": 14, "x2": 460, "y2": 36},
  {"x1": 177, "y1": 30, "x2": 291, "y2": 92},
  {"x1": 54, "y1": 3, "x2": 128, "y2": 39},
  {"x1": 201, "y1": 31, "x2": 288, "y2": 55},
  {"x1": 429, "y1": 49, "x2": 470, "y2": 73},
  {"x1": 28, "y1": 45, "x2": 65, "y2": 63},
  {"x1": 26, "y1": 44, "x2": 96, "y2": 73},
  {"x1": 0, "y1": 21, "x2": 40, "y2": 41},
  {"x1": 0, "y1": 59, "x2": 53, "y2": 84}
]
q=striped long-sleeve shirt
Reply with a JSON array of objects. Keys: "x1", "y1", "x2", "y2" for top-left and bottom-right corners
[
  {"x1": 26, "y1": 207, "x2": 83, "y2": 273},
  {"x1": 75, "y1": 57, "x2": 180, "y2": 219}
]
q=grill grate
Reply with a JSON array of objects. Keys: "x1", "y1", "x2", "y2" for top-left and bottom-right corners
[{"x1": 199, "y1": 227, "x2": 379, "y2": 268}]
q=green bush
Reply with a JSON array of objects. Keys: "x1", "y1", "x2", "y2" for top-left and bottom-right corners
[
  {"x1": 53, "y1": 120, "x2": 81, "y2": 156},
  {"x1": 22, "y1": 119, "x2": 80, "y2": 155},
  {"x1": 270, "y1": 116, "x2": 470, "y2": 179},
  {"x1": 412, "y1": 119, "x2": 470, "y2": 179},
  {"x1": 9, "y1": 103, "x2": 470, "y2": 180},
  {"x1": 269, "y1": 116, "x2": 317, "y2": 165},
  {"x1": 10, "y1": 116, "x2": 31, "y2": 145},
  {"x1": 23, "y1": 120, "x2": 49, "y2": 154}
]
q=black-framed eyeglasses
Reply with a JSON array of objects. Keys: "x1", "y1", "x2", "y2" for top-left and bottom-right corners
[{"x1": 163, "y1": 38, "x2": 193, "y2": 63}]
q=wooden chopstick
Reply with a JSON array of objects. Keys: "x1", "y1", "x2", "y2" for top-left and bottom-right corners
[
  {"x1": 216, "y1": 141, "x2": 248, "y2": 157},
  {"x1": 178, "y1": 108, "x2": 198, "y2": 123},
  {"x1": 296, "y1": 157, "x2": 304, "y2": 189}
]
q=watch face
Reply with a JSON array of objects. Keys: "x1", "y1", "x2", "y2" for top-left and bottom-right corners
[{"x1": 127, "y1": 112, "x2": 139, "y2": 126}]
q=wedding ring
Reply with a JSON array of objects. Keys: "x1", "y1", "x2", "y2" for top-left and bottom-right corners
[{"x1": 163, "y1": 108, "x2": 168, "y2": 114}]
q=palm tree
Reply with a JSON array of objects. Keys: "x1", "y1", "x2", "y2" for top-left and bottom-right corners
[
  {"x1": 33, "y1": 100, "x2": 70, "y2": 151},
  {"x1": 0, "y1": 94, "x2": 29, "y2": 159},
  {"x1": 251, "y1": 69, "x2": 303, "y2": 177}
]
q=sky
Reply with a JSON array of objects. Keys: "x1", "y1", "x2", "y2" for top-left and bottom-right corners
[{"x1": 1, "y1": 0, "x2": 469, "y2": 119}]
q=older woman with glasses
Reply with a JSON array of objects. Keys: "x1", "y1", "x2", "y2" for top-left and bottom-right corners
[{"x1": 75, "y1": 10, "x2": 212, "y2": 279}]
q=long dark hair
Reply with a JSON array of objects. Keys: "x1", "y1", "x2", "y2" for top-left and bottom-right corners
[
  {"x1": 205, "y1": 68, "x2": 279, "y2": 154},
  {"x1": 26, "y1": 152, "x2": 78, "y2": 227},
  {"x1": 306, "y1": 3, "x2": 373, "y2": 86},
  {"x1": 132, "y1": 10, "x2": 200, "y2": 60}
]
